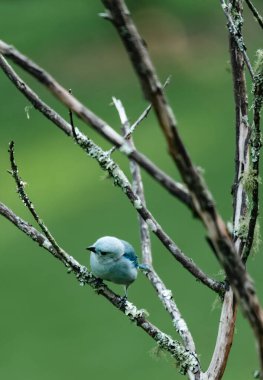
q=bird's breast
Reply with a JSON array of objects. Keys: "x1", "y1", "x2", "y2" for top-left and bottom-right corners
[{"x1": 90, "y1": 253, "x2": 137, "y2": 285}]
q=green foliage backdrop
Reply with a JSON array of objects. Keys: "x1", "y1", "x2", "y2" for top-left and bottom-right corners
[{"x1": 0, "y1": 1, "x2": 262, "y2": 379}]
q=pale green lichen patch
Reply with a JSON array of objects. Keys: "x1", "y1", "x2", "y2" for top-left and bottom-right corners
[
  {"x1": 154, "y1": 332, "x2": 199, "y2": 374},
  {"x1": 241, "y1": 168, "x2": 261, "y2": 193},
  {"x1": 76, "y1": 265, "x2": 90, "y2": 286},
  {"x1": 146, "y1": 219, "x2": 157, "y2": 232},
  {"x1": 124, "y1": 300, "x2": 148, "y2": 319},
  {"x1": 134, "y1": 199, "x2": 143, "y2": 209},
  {"x1": 42, "y1": 239, "x2": 53, "y2": 250},
  {"x1": 235, "y1": 215, "x2": 250, "y2": 242},
  {"x1": 254, "y1": 49, "x2": 263, "y2": 75},
  {"x1": 77, "y1": 132, "x2": 131, "y2": 190},
  {"x1": 252, "y1": 221, "x2": 262, "y2": 255}
]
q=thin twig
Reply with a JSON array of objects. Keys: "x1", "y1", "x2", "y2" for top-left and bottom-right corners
[
  {"x1": 112, "y1": 96, "x2": 197, "y2": 356},
  {"x1": 68, "y1": 89, "x2": 78, "y2": 141},
  {"x1": 243, "y1": 66, "x2": 263, "y2": 263},
  {"x1": 0, "y1": 42, "x2": 193, "y2": 211},
  {"x1": 123, "y1": 77, "x2": 170, "y2": 141},
  {"x1": 0, "y1": 201, "x2": 200, "y2": 376},
  {"x1": 220, "y1": 0, "x2": 255, "y2": 79},
  {"x1": 125, "y1": 103, "x2": 152, "y2": 140},
  {"x1": 0, "y1": 55, "x2": 223, "y2": 294},
  {"x1": 244, "y1": 0, "x2": 263, "y2": 30},
  {"x1": 8, "y1": 141, "x2": 71, "y2": 265}
]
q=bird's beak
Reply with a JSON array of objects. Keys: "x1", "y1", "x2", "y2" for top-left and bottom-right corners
[{"x1": 86, "y1": 246, "x2": 96, "y2": 253}]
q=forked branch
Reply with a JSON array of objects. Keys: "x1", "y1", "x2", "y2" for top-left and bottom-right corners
[
  {"x1": 0, "y1": 40, "x2": 193, "y2": 211},
  {"x1": 100, "y1": 0, "x2": 263, "y2": 374},
  {"x1": 112, "y1": 96, "x2": 197, "y2": 357},
  {"x1": 0, "y1": 201, "x2": 199, "y2": 376}
]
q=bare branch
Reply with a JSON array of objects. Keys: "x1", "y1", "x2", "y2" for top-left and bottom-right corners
[
  {"x1": 100, "y1": 2, "x2": 263, "y2": 371},
  {"x1": 219, "y1": 0, "x2": 255, "y2": 79},
  {"x1": 113, "y1": 97, "x2": 197, "y2": 357},
  {"x1": 0, "y1": 40, "x2": 193, "y2": 211},
  {"x1": 0, "y1": 55, "x2": 223, "y2": 294},
  {"x1": 228, "y1": 3, "x2": 251, "y2": 256},
  {"x1": 122, "y1": 77, "x2": 170, "y2": 141},
  {"x1": 99, "y1": 0, "x2": 239, "y2": 265},
  {"x1": 0, "y1": 3, "x2": 262, "y2": 377},
  {"x1": 125, "y1": 103, "x2": 152, "y2": 140},
  {"x1": 244, "y1": 0, "x2": 263, "y2": 30},
  {"x1": 224, "y1": 1, "x2": 263, "y2": 377},
  {"x1": 0, "y1": 201, "x2": 200, "y2": 375},
  {"x1": 68, "y1": 89, "x2": 78, "y2": 141},
  {"x1": 8, "y1": 141, "x2": 70, "y2": 262},
  {"x1": 243, "y1": 59, "x2": 263, "y2": 262},
  {"x1": 205, "y1": 290, "x2": 237, "y2": 380}
]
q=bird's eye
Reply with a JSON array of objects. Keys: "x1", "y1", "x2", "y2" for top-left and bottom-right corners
[{"x1": 100, "y1": 251, "x2": 107, "y2": 256}]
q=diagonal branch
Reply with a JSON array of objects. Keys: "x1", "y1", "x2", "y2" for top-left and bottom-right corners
[
  {"x1": 112, "y1": 96, "x2": 197, "y2": 357},
  {"x1": 0, "y1": 201, "x2": 199, "y2": 376},
  {"x1": 220, "y1": 0, "x2": 255, "y2": 79},
  {"x1": 0, "y1": 40, "x2": 193, "y2": 211},
  {"x1": 8, "y1": 140, "x2": 70, "y2": 262},
  {"x1": 125, "y1": 103, "x2": 152, "y2": 140},
  {"x1": 244, "y1": 0, "x2": 263, "y2": 30}
]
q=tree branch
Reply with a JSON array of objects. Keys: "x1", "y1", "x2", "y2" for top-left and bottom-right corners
[
  {"x1": 101, "y1": 0, "x2": 217, "y2": 221},
  {"x1": 243, "y1": 54, "x2": 263, "y2": 262},
  {"x1": 8, "y1": 140, "x2": 71, "y2": 262},
  {"x1": 0, "y1": 3, "x2": 261, "y2": 377},
  {"x1": 219, "y1": 0, "x2": 255, "y2": 79},
  {"x1": 0, "y1": 201, "x2": 200, "y2": 376},
  {"x1": 0, "y1": 40, "x2": 193, "y2": 211},
  {"x1": 228, "y1": 1, "x2": 251, "y2": 256},
  {"x1": 205, "y1": 290, "x2": 237, "y2": 380},
  {"x1": 112, "y1": 96, "x2": 197, "y2": 358},
  {"x1": 244, "y1": 0, "x2": 263, "y2": 30},
  {"x1": 99, "y1": 0, "x2": 263, "y2": 374},
  {"x1": 226, "y1": 2, "x2": 262, "y2": 377}
]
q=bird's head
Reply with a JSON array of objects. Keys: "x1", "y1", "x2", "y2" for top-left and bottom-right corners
[{"x1": 87, "y1": 236, "x2": 124, "y2": 259}]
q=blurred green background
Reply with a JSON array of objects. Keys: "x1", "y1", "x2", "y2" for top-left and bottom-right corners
[{"x1": 0, "y1": 1, "x2": 262, "y2": 379}]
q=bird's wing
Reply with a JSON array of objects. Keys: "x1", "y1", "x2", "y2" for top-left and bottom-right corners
[{"x1": 121, "y1": 239, "x2": 139, "y2": 268}]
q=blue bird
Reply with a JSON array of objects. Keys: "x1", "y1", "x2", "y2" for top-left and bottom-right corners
[{"x1": 87, "y1": 236, "x2": 149, "y2": 297}]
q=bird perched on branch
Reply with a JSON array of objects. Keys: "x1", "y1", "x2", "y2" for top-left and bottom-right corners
[{"x1": 87, "y1": 236, "x2": 149, "y2": 297}]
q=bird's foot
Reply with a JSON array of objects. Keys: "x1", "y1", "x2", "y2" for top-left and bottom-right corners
[{"x1": 119, "y1": 295, "x2": 128, "y2": 310}]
